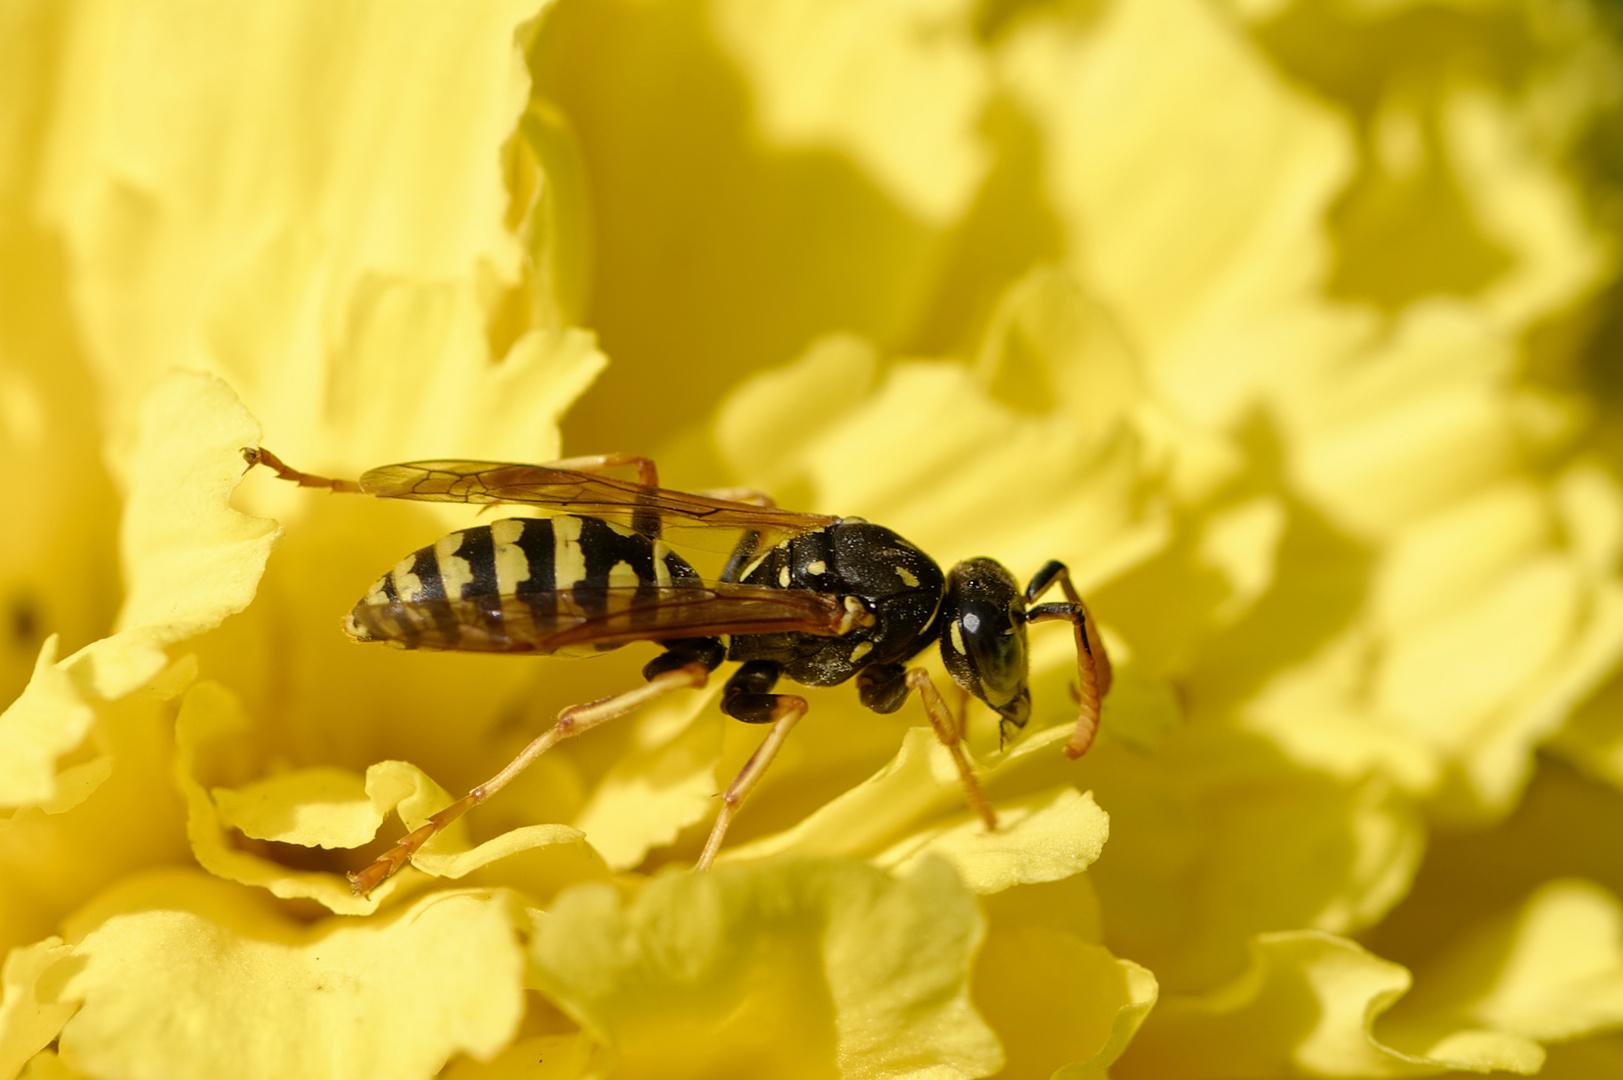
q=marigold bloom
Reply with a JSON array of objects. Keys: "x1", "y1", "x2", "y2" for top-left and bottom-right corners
[{"x1": 3, "y1": 0, "x2": 1623, "y2": 1078}]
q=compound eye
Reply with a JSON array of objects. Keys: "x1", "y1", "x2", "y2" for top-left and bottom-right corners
[
  {"x1": 959, "y1": 601, "x2": 1026, "y2": 708},
  {"x1": 940, "y1": 559, "x2": 1031, "y2": 724}
]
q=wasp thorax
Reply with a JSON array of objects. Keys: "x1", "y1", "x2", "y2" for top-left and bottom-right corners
[{"x1": 940, "y1": 558, "x2": 1031, "y2": 731}]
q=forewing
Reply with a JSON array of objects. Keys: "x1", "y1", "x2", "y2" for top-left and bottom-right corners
[
  {"x1": 346, "y1": 581, "x2": 863, "y2": 655},
  {"x1": 358, "y1": 461, "x2": 833, "y2": 550}
]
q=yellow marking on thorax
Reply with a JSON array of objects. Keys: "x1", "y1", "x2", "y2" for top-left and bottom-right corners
[
  {"x1": 778, "y1": 565, "x2": 792, "y2": 587},
  {"x1": 490, "y1": 519, "x2": 531, "y2": 595},
  {"x1": 652, "y1": 541, "x2": 674, "y2": 587},
  {"x1": 806, "y1": 559, "x2": 827, "y2": 576},
  {"x1": 739, "y1": 549, "x2": 774, "y2": 582},
  {"x1": 607, "y1": 559, "x2": 640, "y2": 589},
  {"x1": 553, "y1": 516, "x2": 588, "y2": 588},
  {"x1": 849, "y1": 640, "x2": 873, "y2": 663},
  {"x1": 896, "y1": 566, "x2": 920, "y2": 588},
  {"x1": 436, "y1": 532, "x2": 477, "y2": 598}
]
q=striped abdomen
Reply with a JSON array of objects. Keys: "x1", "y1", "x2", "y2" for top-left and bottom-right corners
[{"x1": 345, "y1": 515, "x2": 702, "y2": 654}]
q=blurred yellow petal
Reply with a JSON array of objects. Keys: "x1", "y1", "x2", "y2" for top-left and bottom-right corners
[
  {"x1": 18, "y1": 1048, "x2": 91, "y2": 1080},
  {"x1": 0, "y1": 938, "x2": 77, "y2": 1078},
  {"x1": 1001, "y1": 0, "x2": 1363, "y2": 427},
  {"x1": 530, "y1": 0, "x2": 986, "y2": 450},
  {"x1": 1121, "y1": 931, "x2": 1545, "y2": 1078},
  {"x1": 441, "y1": 1032, "x2": 593, "y2": 1080},
  {"x1": 712, "y1": 0, "x2": 989, "y2": 225},
  {"x1": 1084, "y1": 727, "x2": 1425, "y2": 991},
  {"x1": 528, "y1": 858, "x2": 1002, "y2": 1078},
  {"x1": 974, "y1": 878, "x2": 1159, "y2": 1080},
  {"x1": 53, "y1": 873, "x2": 527, "y2": 1080},
  {"x1": 1383, "y1": 879, "x2": 1623, "y2": 1047},
  {"x1": 0, "y1": 638, "x2": 94, "y2": 809},
  {"x1": 566, "y1": 686, "x2": 723, "y2": 871}
]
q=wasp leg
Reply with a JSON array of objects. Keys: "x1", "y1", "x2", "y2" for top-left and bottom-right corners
[
  {"x1": 1025, "y1": 561, "x2": 1111, "y2": 760},
  {"x1": 542, "y1": 453, "x2": 659, "y2": 490},
  {"x1": 693, "y1": 661, "x2": 804, "y2": 870},
  {"x1": 240, "y1": 446, "x2": 366, "y2": 493},
  {"x1": 347, "y1": 660, "x2": 711, "y2": 896},
  {"x1": 696, "y1": 696, "x2": 805, "y2": 871},
  {"x1": 540, "y1": 453, "x2": 667, "y2": 537},
  {"x1": 902, "y1": 668, "x2": 998, "y2": 831}
]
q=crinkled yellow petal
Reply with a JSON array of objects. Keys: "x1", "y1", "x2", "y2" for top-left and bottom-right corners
[
  {"x1": 528, "y1": 858, "x2": 1002, "y2": 1078},
  {"x1": 175, "y1": 680, "x2": 387, "y2": 914},
  {"x1": 212, "y1": 765, "x2": 386, "y2": 850},
  {"x1": 175, "y1": 680, "x2": 599, "y2": 911},
  {"x1": 0, "y1": 682, "x2": 190, "y2": 955},
  {"x1": 39, "y1": 0, "x2": 565, "y2": 464},
  {"x1": 0, "y1": 938, "x2": 78, "y2": 1078},
  {"x1": 1119, "y1": 931, "x2": 1543, "y2": 1079},
  {"x1": 725, "y1": 726, "x2": 1109, "y2": 895},
  {"x1": 52, "y1": 872, "x2": 526, "y2": 1080},
  {"x1": 363, "y1": 759, "x2": 609, "y2": 894},
  {"x1": 70, "y1": 371, "x2": 279, "y2": 701}
]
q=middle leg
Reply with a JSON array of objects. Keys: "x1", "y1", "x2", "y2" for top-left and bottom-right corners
[{"x1": 696, "y1": 661, "x2": 806, "y2": 871}]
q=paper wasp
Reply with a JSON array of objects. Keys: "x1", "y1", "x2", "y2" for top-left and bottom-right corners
[{"x1": 242, "y1": 446, "x2": 1111, "y2": 896}]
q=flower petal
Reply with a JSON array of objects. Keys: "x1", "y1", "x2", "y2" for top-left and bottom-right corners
[
  {"x1": 0, "y1": 639, "x2": 95, "y2": 809},
  {"x1": 1120, "y1": 931, "x2": 1542, "y2": 1079},
  {"x1": 0, "y1": 938, "x2": 78, "y2": 1078},
  {"x1": 528, "y1": 857, "x2": 1003, "y2": 1078},
  {"x1": 53, "y1": 873, "x2": 526, "y2": 1080},
  {"x1": 69, "y1": 371, "x2": 279, "y2": 701}
]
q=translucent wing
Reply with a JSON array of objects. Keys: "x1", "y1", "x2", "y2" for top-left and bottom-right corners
[
  {"x1": 359, "y1": 461, "x2": 834, "y2": 551},
  {"x1": 346, "y1": 581, "x2": 870, "y2": 655}
]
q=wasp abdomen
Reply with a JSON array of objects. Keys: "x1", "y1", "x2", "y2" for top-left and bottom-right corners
[{"x1": 346, "y1": 515, "x2": 701, "y2": 651}]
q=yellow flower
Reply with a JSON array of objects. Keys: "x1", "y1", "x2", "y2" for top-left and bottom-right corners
[{"x1": 4, "y1": 0, "x2": 1623, "y2": 1078}]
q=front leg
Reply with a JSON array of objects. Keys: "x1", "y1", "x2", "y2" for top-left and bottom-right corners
[{"x1": 857, "y1": 662, "x2": 998, "y2": 831}]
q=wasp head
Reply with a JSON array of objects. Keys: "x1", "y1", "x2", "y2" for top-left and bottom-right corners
[{"x1": 939, "y1": 558, "x2": 1030, "y2": 740}]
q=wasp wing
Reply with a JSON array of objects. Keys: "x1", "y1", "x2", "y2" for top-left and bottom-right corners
[
  {"x1": 358, "y1": 461, "x2": 833, "y2": 551},
  {"x1": 346, "y1": 580, "x2": 867, "y2": 655}
]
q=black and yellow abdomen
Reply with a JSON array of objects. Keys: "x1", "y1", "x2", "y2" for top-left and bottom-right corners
[{"x1": 345, "y1": 515, "x2": 703, "y2": 654}]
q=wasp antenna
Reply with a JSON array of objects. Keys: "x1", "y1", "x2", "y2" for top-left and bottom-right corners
[{"x1": 243, "y1": 446, "x2": 365, "y2": 494}]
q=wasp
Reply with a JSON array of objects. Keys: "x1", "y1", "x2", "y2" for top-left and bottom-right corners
[{"x1": 243, "y1": 446, "x2": 1111, "y2": 896}]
